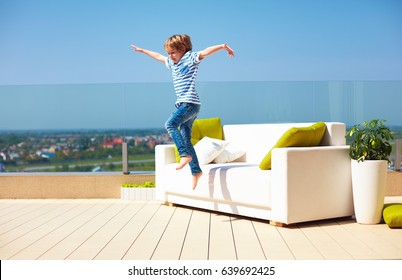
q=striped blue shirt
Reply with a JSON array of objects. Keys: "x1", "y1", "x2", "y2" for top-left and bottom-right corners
[{"x1": 165, "y1": 51, "x2": 201, "y2": 105}]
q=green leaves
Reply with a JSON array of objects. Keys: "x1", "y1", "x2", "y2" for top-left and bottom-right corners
[
  {"x1": 347, "y1": 119, "x2": 393, "y2": 162},
  {"x1": 121, "y1": 181, "x2": 155, "y2": 188}
]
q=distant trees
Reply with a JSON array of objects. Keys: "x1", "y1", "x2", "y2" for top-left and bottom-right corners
[{"x1": 0, "y1": 134, "x2": 27, "y2": 147}]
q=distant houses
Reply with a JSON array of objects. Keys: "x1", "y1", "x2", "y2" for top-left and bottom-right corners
[
  {"x1": 101, "y1": 136, "x2": 163, "y2": 150},
  {"x1": 1, "y1": 151, "x2": 19, "y2": 161},
  {"x1": 102, "y1": 138, "x2": 124, "y2": 149}
]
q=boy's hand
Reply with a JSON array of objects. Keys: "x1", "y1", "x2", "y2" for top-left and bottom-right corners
[
  {"x1": 130, "y1": 45, "x2": 142, "y2": 52},
  {"x1": 199, "y1": 43, "x2": 235, "y2": 60},
  {"x1": 224, "y1": 44, "x2": 235, "y2": 58},
  {"x1": 130, "y1": 44, "x2": 166, "y2": 62}
]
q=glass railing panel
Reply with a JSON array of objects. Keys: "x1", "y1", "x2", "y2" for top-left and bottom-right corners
[{"x1": 1, "y1": 81, "x2": 401, "y2": 173}]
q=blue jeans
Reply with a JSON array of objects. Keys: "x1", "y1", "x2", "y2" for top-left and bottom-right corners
[{"x1": 165, "y1": 103, "x2": 202, "y2": 175}]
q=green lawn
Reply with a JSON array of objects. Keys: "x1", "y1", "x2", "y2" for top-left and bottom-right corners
[{"x1": 6, "y1": 153, "x2": 155, "y2": 172}]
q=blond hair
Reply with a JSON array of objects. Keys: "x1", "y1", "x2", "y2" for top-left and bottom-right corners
[{"x1": 164, "y1": 34, "x2": 192, "y2": 53}]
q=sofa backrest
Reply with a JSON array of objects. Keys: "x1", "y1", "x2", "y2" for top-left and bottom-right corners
[{"x1": 222, "y1": 122, "x2": 346, "y2": 164}]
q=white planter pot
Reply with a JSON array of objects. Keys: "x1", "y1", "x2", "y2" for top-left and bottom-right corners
[
  {"x1": 121, "y1": 188, "x2": 155, "y2": 201},
  {"x1": 351, "y1": 159, "x2": 387, "y2": 224}
]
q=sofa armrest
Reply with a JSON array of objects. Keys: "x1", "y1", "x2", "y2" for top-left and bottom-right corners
[
  {"x1": 270, "y1": 145, "x2": 353, "y2": 224},
  {"x1": 155, "y1": 144, "x2": 176, "y2": 166},
  {"x1": 155, "y1": 144, "x2": 176, "y2": 201}
]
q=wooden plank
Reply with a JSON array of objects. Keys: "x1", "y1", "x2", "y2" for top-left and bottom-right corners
[
  {"x1": 299, "y1": 223, "x2": 353, "y2": 259},
  {"x1": 319, "y1": 221, "x2": 381, "y2": 259},
  {"x1": 151, "y1": 206, "x2": 192, "y2": 260},
  {"x1": 0, "y1": 199, "x2": 101, "y2": 259},
  {"x1": 38, "y1": 201, "x2": 143, "y2": 260},
  {"x1": 231, "y1": 218, "x2": 266, "y2": 260},
  {"x1": 276, "y1": 225, "x2": 324, "y2": 259},
  {"x1": 0, "y1": 200, "x2": 42, "y2": 219},
  {"x1": 122, "y1": 203, "x2": 176, "y2": 260},
  {"x1": 252, "y1": 221, "x2": 295, "y2": 260},
  {"x1": 366, "y1": 224, "x2": 402, "y2": 252},
  {"x1": 180, "y1": 210, "x2": 210, "y2": 260},
  {"x1": 208, "y1": 213, "x2": 237, "y2": 260},
  {"x1": 94, "y1": 201, "x2": 162, "y2": 260},
  {"x1": 0, "y1": 200, "x2": 87, "y2": 248},
  {"x1": 9, "y1": 200, "x2": 113, "y2": 260},
  {"x1": 0, "y1": 200, "x2": 68, "y2": 236},
  {"x1": 0, "y1": 199, "x2": 19, "y2": 211},
  {"x1": 338, "y1": 221, "x2": 402, "y2": 259}
]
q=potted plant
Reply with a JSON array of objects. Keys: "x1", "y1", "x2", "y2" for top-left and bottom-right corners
[
  {"x1": 347, "y1": 119, "x2": 393, "y2": 224},
  {"x1": 121, "y1": 181, "x2": 156, "y2": 201}
]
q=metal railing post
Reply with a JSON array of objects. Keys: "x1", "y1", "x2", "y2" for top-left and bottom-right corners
[
  {"x1": 395, "y1": 139, "x2": 401, "y2": 171},
  {"x1": 122, "y1": 141, "x2": 130, "y2": 174}
]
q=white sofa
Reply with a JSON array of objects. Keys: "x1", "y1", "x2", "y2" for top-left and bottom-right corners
[{"x1": 155, "y1": 122, "x2": 354, "y2": 225}]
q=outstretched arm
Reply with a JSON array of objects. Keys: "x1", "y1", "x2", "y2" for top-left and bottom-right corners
[
  {"x1": 131, "y1": 45, "x2": 166, "y2": 63},
  {"x1": 199, "y1": 44, "x2": 235, "y2": 60}
]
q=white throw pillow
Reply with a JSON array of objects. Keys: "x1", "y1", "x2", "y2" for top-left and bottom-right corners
[
  {"x1": 194, "y1": 136, "x2": 228, "y2": 165},
  {"x1": 213, "y1": 142, "x2": 246, "y2": 163}
]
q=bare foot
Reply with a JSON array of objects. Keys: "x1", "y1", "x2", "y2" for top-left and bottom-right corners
[
  {"x1": 176, "y1": 156, "x2": 192, "y2": 170},
  {"x1": 192, "y1": 172, "x2": 203, "y2": 190}
]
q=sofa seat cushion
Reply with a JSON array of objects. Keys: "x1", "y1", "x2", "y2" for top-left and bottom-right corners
[
  {"x1": 383, "y1": 203, "x2": 402, "y2": 228},
  {"x1": 163, "y1": 162, "x2": 272, "y2": 208},
  {"x1": 259, "y1": 122, "x2": 327, "y2": 170}
]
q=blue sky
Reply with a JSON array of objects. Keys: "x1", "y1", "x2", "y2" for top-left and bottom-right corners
[{"x1": 1, "y1": 0, "x2": 401, "y2": 85}]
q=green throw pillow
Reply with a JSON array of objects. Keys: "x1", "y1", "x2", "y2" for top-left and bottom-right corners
[
  {"x1": 383, "y1": 203, "x2": 402, "y2": 228},
  {"x1": 259, "y1": 122, "x2": 327, "y2": 170},
  {"x1": 174, "y1": 117, "x2": 223, "y2": 162}
]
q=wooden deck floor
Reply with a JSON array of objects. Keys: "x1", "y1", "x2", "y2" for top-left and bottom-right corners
[{"x1": 0, "y1": 198, "x2": 401, "y2": 260}]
